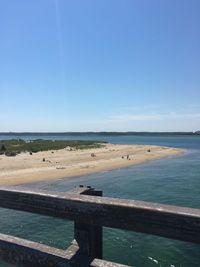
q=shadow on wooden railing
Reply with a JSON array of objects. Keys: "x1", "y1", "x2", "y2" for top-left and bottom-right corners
[{"x1": 0, "y1": 185, "x2": 199, "y2": 267}]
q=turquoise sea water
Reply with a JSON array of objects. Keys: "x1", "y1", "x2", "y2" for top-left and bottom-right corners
[{"x1": 0, "y1": 134, "x2": 199, "y2": 266}]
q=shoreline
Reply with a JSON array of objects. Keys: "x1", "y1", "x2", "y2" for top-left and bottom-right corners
[{"x1": 0, "y1": 144, "x2": 184, "y2": 186}]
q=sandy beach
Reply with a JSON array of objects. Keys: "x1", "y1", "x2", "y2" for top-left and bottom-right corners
[{"x1": 0, "y1": 144, "x2": 183, "y2": 186}]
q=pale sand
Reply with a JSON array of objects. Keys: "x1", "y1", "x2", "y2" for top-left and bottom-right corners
[{"x1": 0, "y1": 144, "x2": 183, "y2": 186}]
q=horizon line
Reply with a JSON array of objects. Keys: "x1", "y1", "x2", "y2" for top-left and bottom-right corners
[{"x1": 0, "y1": 131, "x2": 199, "y2": 134}]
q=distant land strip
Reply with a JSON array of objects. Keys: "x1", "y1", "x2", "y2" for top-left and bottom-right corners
[{"x1": 0, "y1": 131, "x2": 200, "y2": 136}]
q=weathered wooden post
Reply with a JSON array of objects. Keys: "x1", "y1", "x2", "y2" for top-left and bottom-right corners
[{"x1": 67, "y1": 186, "x2": 103, "y2": 266}]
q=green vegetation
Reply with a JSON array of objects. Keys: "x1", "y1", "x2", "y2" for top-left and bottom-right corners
[
  {"x1": 0, "y1": 144, "x2": 6, "y2": 151},
  {"x1": 0, "y1": 139, "x2": 106, "y2": 156}
]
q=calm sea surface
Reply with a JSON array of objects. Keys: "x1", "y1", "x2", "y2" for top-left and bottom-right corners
[{"x1": 0, "y1": 134, "x2": 200, "y2": 266}]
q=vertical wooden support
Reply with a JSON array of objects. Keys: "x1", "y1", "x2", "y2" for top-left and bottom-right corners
[{"x1": 74, "y1": 186, "x2": 103, "y2": 260}]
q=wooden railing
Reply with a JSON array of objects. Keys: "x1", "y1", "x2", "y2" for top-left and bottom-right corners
[{"x1": 0, "y1": 185, "x2": 199, "y2": 267}]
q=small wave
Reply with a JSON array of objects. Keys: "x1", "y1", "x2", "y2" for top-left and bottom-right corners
[{"x1": 148, "y1": 256, "x2": 159, "y2": 264}]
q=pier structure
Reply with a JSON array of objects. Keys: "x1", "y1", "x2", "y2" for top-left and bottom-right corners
[{"x1": 0, "y1": 185, "x2": 199, "y2": 266}]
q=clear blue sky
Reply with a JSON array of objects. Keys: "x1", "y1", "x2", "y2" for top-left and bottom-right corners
[{"x1": 1, "y1": 0, "x2": 200, "y2": 132}]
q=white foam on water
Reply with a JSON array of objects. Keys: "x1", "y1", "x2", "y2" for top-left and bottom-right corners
[{"x1": 148, "y1": 256, "x2": 159, "y2": 264}]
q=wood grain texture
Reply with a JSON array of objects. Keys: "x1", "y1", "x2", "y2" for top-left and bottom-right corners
[{"x1": 0, "y1": 186, "x2": 199, "y2": 243}]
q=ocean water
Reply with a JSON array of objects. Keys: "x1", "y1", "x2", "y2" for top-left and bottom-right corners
[{"x1": 0, "y1": 134, "x2": 199, "y2": 266}]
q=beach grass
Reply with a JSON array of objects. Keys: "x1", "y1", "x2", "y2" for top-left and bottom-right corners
[{"x1": 0, "y1": 139, "x2": 106, "y2": 155}]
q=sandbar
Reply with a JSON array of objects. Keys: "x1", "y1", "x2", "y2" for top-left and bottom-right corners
[{"x1": 0, "y1": 144, "x2": 183, "y2": 186}]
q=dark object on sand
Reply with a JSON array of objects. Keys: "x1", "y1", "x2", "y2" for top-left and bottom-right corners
[
  {"x1": 91, "y1": 153, "x2": 96, "y2": 157},
  {"x1": 127, "y1": 154, "x2": 129, "y2": 160},
  {"x1": 5, "y1": 151, "x2": 17, "y2": 157},
  {"x1": 43, "y1": 158, "x2": 45, "y2": 162},
  {"x1": 30, "y1": 152, "x2": 32, "y2": 155},
  {"x1": 147, "y1": 149, "x2": 151, "y2": 152}
]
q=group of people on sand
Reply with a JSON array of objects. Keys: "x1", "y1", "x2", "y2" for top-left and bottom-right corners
[{"x1": 121, "y1": 154, "x2": 131, "y2": 160}]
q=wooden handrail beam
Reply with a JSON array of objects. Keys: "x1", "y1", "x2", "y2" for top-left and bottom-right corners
[
  {"x1": 0, "y1": 234, "x2": 130, "y2": 267},
  {"x1": 0, "y1": 186, "x2": 199, "y2": 243}
]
